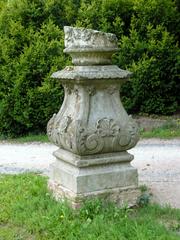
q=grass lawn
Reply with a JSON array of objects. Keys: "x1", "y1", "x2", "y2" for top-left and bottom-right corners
[
  {"x1": 0, "y1": 134, "x2": 49, "y2": 143},
  {"x1": 141, "y1": 127, "x2": 180, "y2": 139},
  {"x1": 141, "y1": 120, "x2": 180, "y2": 139},
  {"x1": 0, "y1": 173, "x2": 180, "y2": 240}
]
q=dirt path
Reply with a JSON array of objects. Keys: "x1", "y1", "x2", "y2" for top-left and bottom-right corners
[{"x1": 0, "y1": 139, "x2": 180, "y2": 208}]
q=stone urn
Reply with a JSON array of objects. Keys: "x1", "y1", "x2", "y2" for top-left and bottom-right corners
[{"x1": 47, "y1": 26, "x2": 140, "y2": 207}]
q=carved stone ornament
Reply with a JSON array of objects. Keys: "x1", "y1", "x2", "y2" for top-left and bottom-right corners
[
  {"x1": 48, "y1": 114, "x2": 139, "y2": 155},
  {"x1": 47, "y1": 26, "x2": 140, "y2": 207},
  {"x1": 64, "y1": 26, "x2": 118, "y2": 50},
  {"x1": 63, "y1": 26, "x2": 119, "y2": 65},
  {"x1": 47, "y1": 26, "x2": 139, "y2": 155}
]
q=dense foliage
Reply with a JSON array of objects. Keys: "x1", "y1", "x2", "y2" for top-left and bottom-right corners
[{"x1": 0, "y1": 0, "x2": 179, "y2": 136}]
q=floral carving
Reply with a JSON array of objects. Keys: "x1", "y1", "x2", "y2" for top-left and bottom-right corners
[
  {"x1": 126, "y1": 115, "x2": 139, "y2": 148},
  {"x1": 118, "y1": 134, "x2": 131, "y2": 147},
  {"x1": 76, "y1": 117, "x2": 139, "y2": 155},
  {"x1": 47, "y1": 113, "x2": 63, "y2": 146},
  {"x1": 77, "y1": 131, "x2": 104, "y2": 155},
  {"x1": 112, "y1": 117, "x2": 139, "y2": 150},
  {"x1": 47, "y1": 115, "x2": 73, "y2": 148},
  {"x1": 97, "y1": 118, "x2": 120, "y2": 137}
]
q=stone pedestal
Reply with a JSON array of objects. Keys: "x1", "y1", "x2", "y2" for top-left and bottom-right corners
[{"x1": 47, "y1": 26, "x2": 140, "y2": 207}]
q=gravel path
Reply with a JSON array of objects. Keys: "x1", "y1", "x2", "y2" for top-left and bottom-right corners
[
  {"x1": 130, "y1": 139, "x2": 180, "y2": 208},
  {"x1": 0, "y1": 139, "x2": 180, "y2": 208}
]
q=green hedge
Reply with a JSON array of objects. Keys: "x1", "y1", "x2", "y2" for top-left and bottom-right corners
[
  {"x1": 0, "y1": 0, "x2": 76, "y2": 136},
  {"x1": 0, "y1": 0, "x2": 179, "y2": 136},
  {"x1": 118, "y1": 25, "x2": 180, "y2": 114}
]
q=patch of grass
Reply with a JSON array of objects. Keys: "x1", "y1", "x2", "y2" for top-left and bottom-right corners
[
  {"x1": 0, "y1": 224, "x2": 35, "y2": 240},
  {"x1": 141, "y1": 128, "x2": 180, "y2": 138},
  {"x1": 141, "y1": 120, "x2": 180, "y2": 139},
  {"x1": 0, "y1": 134, "x2": 49, "y2": 143},
  {"x1": 0, "y1": 173, "x2": 180, "y2": 239}
]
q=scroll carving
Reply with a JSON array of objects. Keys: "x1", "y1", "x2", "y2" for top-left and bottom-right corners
[
  {"x1": 47, "y1": 115, "x2": 73, "y2": 149},
  {"x1": 48, "y1": 115, "x2": 139, "y2": 155}
]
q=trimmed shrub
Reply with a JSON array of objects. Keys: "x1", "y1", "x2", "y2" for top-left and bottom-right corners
[
  {"x1": 76, "y1": 0, "x2": 134, "y2": 38},
  {"x1": 0, "y1": 20, "x2": 66, "y2": 136},
  {"x1": 117, "y1": 24, "x2": 180, "y2": 114},
  {"x1": 0, "y1": 0, "x2": 76, "y2": 136},
  {"x1": 131, "y1": 0, "x2": 180, "y2": 41},
  {"x1": 0, "y1": 0, "x2": 179, "y2": 136}
]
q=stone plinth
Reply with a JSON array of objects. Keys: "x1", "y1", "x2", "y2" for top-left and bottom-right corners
[{"x1": 47, "y1": 26, "x2": 140, "y2": 207}]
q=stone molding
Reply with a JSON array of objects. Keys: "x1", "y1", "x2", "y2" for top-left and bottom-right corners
[
  {"x1": 53, "y1": 149, "x2": 134, "y2": 168},
  {"x1": 51, "y1": 65, "x2": 132, "y2": 81}
]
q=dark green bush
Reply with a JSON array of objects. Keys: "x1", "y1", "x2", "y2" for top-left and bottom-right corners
[
  {"x1": 0, "y1": 0, "x2": 179, "y2": 137},
  {"x1": 0, "y1": 0, "x2": 73, "y2": 136},
  {"x1": 131, "y1": 0, "x2": 180, "y2": 41},
  {"x1": 0, "y1": 21, "x2": 66, "y2": 136},
  {"x1": 76, "y1": 0, "x2": 134, "y2": 38},
  {"x1": 118, "y1": 24, "x2": 180, "y2": 114}
]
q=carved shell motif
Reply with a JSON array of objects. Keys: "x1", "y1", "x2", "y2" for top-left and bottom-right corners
[{"x1": 97, "y1": 118, "x2": 120, "y2": 137}]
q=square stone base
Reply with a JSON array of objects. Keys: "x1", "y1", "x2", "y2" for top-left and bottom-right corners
[
  {"x1": 48, "y1": 180, "x2": 141, "y2": 208},
  {"x1": 48, "y1": 149, "x2": 141, "y2": 208}
]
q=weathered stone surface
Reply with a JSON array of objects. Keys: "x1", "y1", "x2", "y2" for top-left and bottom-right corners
[
  {"x1": 53, "y1": 148, "x2": 134, "y2": 167},
  {"x1": 47, "y1": 26, "x2": 140, "y2": 207},
  {"x1": 52, "y1": 65, "x2": 132, "y2": 80},
  {"x1": 49, "y1": 150, "x2": 138, "y2": 193},
  {"x1": 47, "y1": 80, "x2": 139, "y2": 155},
  {"x1": 63, "y1": 26, "x2": 118, "y2": 65},
  {"x1": 64, "y1": 26, "x2": 118, "y2": 50},
  {"x1": 48, "y1": 180, "x2": 140, "y2": 208}
]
